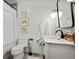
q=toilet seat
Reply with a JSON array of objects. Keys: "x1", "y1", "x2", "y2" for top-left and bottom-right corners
[
  {"x1": 11, "y1": 45, "x2": 24, "y2": 55},
  {"x1": 11, "y1": 39, "x2": 28, "y2": 59},
  {"x1": 11, "y1": 44, "x2": 28, "y2": 54},
  {"x1": 12, "y1": 45, "x2": 24, "y2": 51}
]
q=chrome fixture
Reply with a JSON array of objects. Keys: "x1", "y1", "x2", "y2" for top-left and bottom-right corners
[
  {"x1": 67, "y1": 0, "x2": 75, "y2": 2},
  {"x1": 55, "y1": 30, "x2": 64, "y2": 38}
]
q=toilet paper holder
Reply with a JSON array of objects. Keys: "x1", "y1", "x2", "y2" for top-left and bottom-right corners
[{"x1": 28, "y1": 39, "x2": 33, "y2": 55}]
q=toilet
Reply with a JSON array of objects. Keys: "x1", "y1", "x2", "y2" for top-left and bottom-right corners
[
  {"x1": 11, "y1": 39, "x2": 42, "y2": 59},
  {"x1": 11, "y1": 39, "x2": 28, "y2": 59},
  {"x1": 11, "y1": 45, "x2": 24, "y2": 59}
]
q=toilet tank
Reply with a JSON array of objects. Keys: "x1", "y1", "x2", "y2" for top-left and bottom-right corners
[{"x1": 18, "y1": 38, "x2": 28, "y2": 46}]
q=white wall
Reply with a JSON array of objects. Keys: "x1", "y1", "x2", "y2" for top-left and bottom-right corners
[
  {"x1": 17, "y1": 0, "x2": 58, "y2": 54},
  {"x1": 17, "y1": 0, "x2": 75, "y2": 54},
  {"x1": 3, "y1": 2, "x2": 17, "y2": 55}
]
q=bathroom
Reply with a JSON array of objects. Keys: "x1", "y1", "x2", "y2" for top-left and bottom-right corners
[{"x1": 3, "y1": 0, "x2": 75, "y2": 59}]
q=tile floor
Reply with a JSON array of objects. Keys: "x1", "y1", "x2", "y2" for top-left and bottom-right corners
[
  {"x1": 4, "y1": 52, "x2": 44, "y2": 59},
  {"x1": 24, "y1": 53, "x2": 43, "y2": 59}
]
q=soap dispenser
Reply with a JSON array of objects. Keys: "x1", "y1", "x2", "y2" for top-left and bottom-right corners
[{"x1": 64, "y1": 30, "x2": 73, "y2": 42}]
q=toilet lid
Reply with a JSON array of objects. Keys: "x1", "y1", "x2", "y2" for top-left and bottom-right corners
[{"x1": 12, "y1": 45, "x2": 24, "y2": 51}]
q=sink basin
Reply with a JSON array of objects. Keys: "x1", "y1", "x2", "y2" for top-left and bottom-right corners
[
  {"x1": 43, "y1": 35, "x2": 74, "y2": 45},
  {"x1": 43, "y1": 35, "x2": 60, "y2": 39}
]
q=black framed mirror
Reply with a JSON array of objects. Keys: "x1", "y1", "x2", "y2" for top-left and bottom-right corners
[{"x1": 57, "y1": 0, "x2": 75, "y2": 28}]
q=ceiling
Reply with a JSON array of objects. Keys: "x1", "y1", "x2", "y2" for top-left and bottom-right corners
[
  {"x1": 4, "y1": 0, "x2": 57, "y2": 10},
  {"x1": 4, "y1": 0, "x2": 17, "y2": 10},
  {"x1": 4, "y1": 0, "x2": 74, "y2": 10}
]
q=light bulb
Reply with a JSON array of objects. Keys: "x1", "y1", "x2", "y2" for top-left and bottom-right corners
[
  {"x1": 50, "y1": 11, "x2": 63, "y2": 19},
  {"x1": 67, "y1": 0, "x2": 75, "y2": 2},
  {"x1": 50, "y1": 11, "x2": 57, "y2": 19},
  {"x1": 59, "y1": 11, "x2": 63, "y2": 18}
]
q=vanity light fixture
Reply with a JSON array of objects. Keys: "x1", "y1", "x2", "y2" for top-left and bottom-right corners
[
  {"x1": 67, "y1": 0, "x2": 75, "y2": 2},
  {"x1": 50, "y1": 10, "x2": 63, "y2": 19},
  {"x1": 50, "y1": 10, "x2": 57, "y2": 19}
]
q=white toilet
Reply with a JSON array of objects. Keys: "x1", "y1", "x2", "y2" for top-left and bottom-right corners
[
  {"x1": 11, "y1": 39, "x2": 28, "y2": 59},
  {"x1": 11, "y1": 39, "x2": 42, "y2": 59}
]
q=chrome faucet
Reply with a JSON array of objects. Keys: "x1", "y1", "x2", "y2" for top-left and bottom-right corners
[{"x1": 55, "y1": 30, "x2": 64, "y2": 38}]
